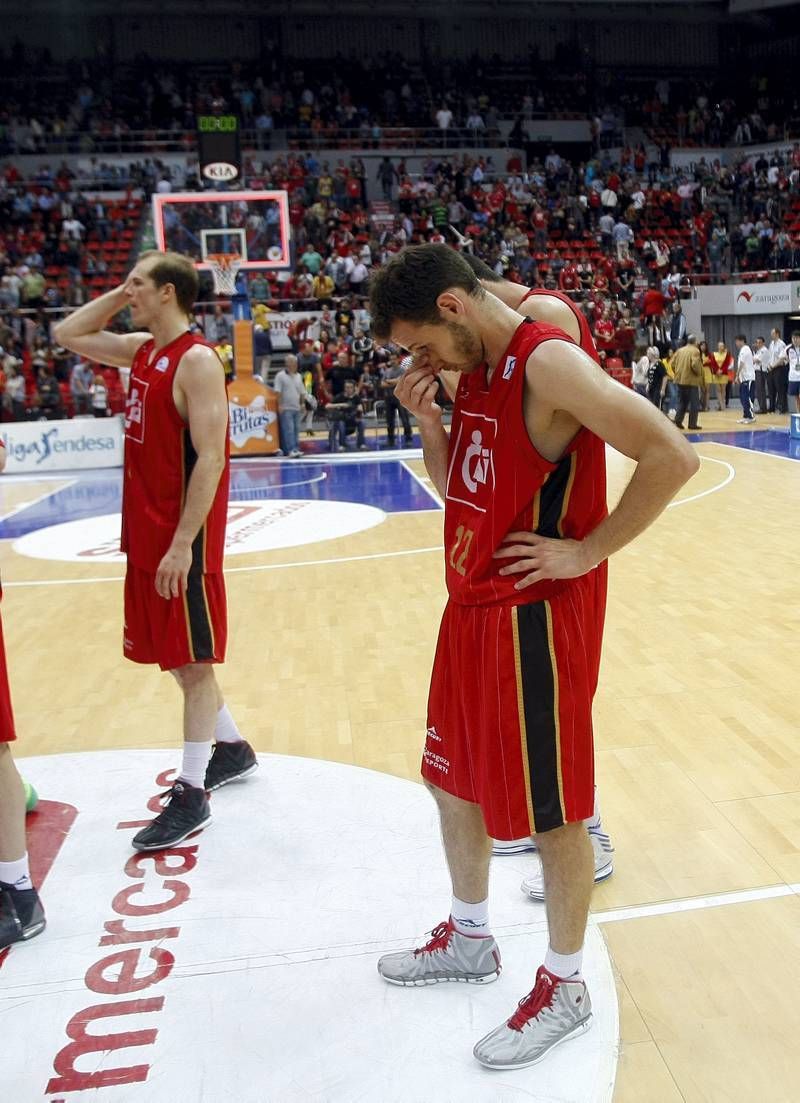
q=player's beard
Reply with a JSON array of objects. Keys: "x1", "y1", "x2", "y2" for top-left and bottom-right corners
[{"x1": 444, "y1": 320, "x2": 484, "y2": 373}]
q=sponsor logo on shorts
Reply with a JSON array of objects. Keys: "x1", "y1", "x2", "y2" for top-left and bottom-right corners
[
  {"x1": 425, "y1": 726, "x2": 441, "y2": 743},
  {"x1": 423, "y1": 748, "x2": 450, "y2": 774}
]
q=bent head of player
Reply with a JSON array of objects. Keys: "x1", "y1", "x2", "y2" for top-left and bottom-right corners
[
  {"x1": 369, "y1": 244, "x2": 487, "y2": 374},
  {"x1": 125, "y1": 250, "x2": 199, "y2": 331}
]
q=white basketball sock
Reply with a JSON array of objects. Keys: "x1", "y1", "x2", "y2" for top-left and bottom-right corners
[
  {"x1": 450, "y1": 895, "x2": 490, "y2": 936},
  {"x1": 544, "y1": 945, "x2": 583, "y2": 980},
  {"x1": 214, "y1": 704, "x2": 243, "y2": 744},
  {"x1": 584, "y1": 787, "x2": 602, "y2": 832},
  {"x1": 0, "y1": 855, "x2": 33, "y2": 891},
  {"x1": 178, "y1": 740, "x2": 214, "y2": 789}
]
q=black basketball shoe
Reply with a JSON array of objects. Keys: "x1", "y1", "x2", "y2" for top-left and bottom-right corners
[
  {"x1": 204, "y1": 740, "x2": 259, "y2": 791},
  {"x1": 132, "y1": 781, "x2": 211, "y2": 851},
  {"x1": 0, "y1": 884, "x2": 46, "y2": 949}
]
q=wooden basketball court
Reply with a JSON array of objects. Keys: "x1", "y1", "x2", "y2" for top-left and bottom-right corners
[{"x1": 2, "y1": 411, "x2": 799, "y2": 1101}]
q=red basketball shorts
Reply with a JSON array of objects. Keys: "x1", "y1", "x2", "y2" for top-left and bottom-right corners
[
  {"x1": 423, "y1": 567, "x2": 607, "y2": 839},
  {"x1": 123, "y1": 566, "x2": 228, "y2": 672},
  {"x1": 0, "y1": 604, "x2": 17, "y2": 743}
]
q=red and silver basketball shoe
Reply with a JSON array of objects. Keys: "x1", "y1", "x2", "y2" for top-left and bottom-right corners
[{"x1": 377, "y1": 918, "x2": 501, "y2": 986}]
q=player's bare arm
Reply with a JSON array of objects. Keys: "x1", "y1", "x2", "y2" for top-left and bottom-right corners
[
  {"x1": 494, "y1": 340, "x2": 699, "y2": 588},
  {"x1": 52, "y1": 284, "x2": 150, "y2": 369},
  {"x1": 394, "y1": 363, "x2": 449, "y2": 497},
  {"x1": 155, "y1": 346, "x2": 228, "y2": 600}
]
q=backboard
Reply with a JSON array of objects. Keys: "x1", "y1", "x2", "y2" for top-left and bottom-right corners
[{"x1": 152, "y1": 190, "x2": 291, "y2": 271}]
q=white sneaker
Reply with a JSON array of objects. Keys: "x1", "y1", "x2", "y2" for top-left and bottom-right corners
[
  {"x1": 377, "y1": 918, "x2": 501, "y2": 986},
  {"x1": 736, "y1": 416, "x2": 756, "y2": 424},
  {"x1": 492, "y1": 836, "x2": 537, "y2": 855},
  {"x1": 473, "y1": 967, "x2": 592, "y2": 1069},
  {"x1": 520, "y1": 830, "x2": 614, "y2": 901}
]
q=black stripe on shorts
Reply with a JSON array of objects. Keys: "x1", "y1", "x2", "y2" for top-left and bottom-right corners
[
  {"x1": 515, "y1": 602, "x2": 565, "y2": 833},
  {"x1": 185, "y1": 571, "x2": 214, "y2": 661}
]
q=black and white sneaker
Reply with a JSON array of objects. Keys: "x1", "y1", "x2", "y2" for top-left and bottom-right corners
[
  {"x1": 0, "y1": 884, "x2": 46, "y2": 949},
  {"x1": 132, "y1": 781, "x2": 211, "y2": 851},
  {"x1": 204, "y1": 740, "x2": 258, "y2": 791}
]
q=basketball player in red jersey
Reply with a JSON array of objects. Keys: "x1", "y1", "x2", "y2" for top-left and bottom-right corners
[
  {"x1": 369, "y1": 245, "x2": 698, "y2": 1071},
  {"x1": 54, "y1": 252, "x2": 257, "y2": 851},
  {"x1": 453, "y1": 254, "x2": 615, "y2": 899},
  {"x1": 0, "y1": 440, "x2": 47, "y2": 948}
]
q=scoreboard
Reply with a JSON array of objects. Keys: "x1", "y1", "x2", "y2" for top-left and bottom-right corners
[{"x1": 197, "y1": 115, "x2": 241, "y2": 183}]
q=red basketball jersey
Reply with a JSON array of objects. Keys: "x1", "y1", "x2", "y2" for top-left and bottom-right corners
[
  {"x1": 444, "y1": 318, "x2": 608, "y2": 606},
  {"x1": 122, "y1": 331, "x2": 230, "y2": 573},
  {"x1": 521, "y1": 288, "x2": 600, "y2": 365}
]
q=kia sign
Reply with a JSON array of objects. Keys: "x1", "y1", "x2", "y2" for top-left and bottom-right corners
[
  {"x1": 3, "y1": 418, "x2": 124, "y2": 473},
  {"x1": 201, "y1": 161, "x2": 239, "y2": 182}
]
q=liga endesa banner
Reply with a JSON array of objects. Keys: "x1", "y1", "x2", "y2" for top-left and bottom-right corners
[{"x1": 3, "y1": 417, "x2": 124, "y2": 473}]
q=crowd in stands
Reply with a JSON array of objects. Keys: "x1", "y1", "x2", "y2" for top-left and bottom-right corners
[
  {"x1": 1, "y1": 44, "x2": 798, "y2": 154},
  {"x1": 2, "y1": 78, "x2": 800, "y2": 425}
]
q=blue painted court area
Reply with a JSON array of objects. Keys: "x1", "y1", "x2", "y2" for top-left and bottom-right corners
[
  {"x1": 0, "y1": 457, "x2": 439, "y2": 541},
  {"x1": 685, "y1": 428, "x2": 800, "y2": 461}
]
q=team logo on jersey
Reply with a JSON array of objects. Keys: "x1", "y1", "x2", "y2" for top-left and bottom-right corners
[
  {"x1": 154, "y1": 355, "x2": 170, "y2": 373},
  {"x1": 124, "y1": 377, "x2": 148, "y2": 443},
  {"x1": 445, "y1": 412, "x2": 497, "y2": 513},
  {"x1": 502, "y1": 355, "x2": 516, "y2": 380}
]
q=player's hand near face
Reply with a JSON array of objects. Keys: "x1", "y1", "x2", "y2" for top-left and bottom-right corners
[
  {"x1": 493, "y1": 532, "x2": 593, "y2": 589},
  {"x1": 395, "y1": 361, "x2": 442, "y2": 424},
  {"x1": 155, "y1": 543, "x2": 192, "y2": 599}
]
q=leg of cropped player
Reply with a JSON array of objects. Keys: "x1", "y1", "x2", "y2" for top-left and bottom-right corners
[{"x1": 54, "y1": 254, "x2": 257, "y2": 852}]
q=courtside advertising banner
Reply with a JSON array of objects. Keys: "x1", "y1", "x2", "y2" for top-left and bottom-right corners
[{"x1": 3, "y1": 418, "x2": 124, "y2": 473}]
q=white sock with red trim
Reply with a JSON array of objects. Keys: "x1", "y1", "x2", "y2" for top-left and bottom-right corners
[
  {"x1": 0, "y1": 855, "x2": 33, "y2": 891},
  {"x1": 544, "y1": 945, "x2": 583, "y2": 981},
  {"x1": 214, "y1": 704, "x2": 243, "y2": 744},
  {"x1": 178, "y1": 740, "x2": 213, "y2": 789},
  {"x1": 451, "y1": 895, "x2": 491, "y2": 936}
]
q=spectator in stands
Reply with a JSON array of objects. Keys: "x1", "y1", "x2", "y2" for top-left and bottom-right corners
[
  {"x1": 646, "y1": 346, "x2": 668, "y2": 411},
  {"x1": 697, "y1": 339, "x2": 717, "y2": 412},
  {"x1": 668, "y1": 300, "x2": 687, "y2": 349},
  {"x1": 380, "y1": 353, "x2": 414, "y2": 449},
  {"x1": 768, "y1": 326, "x2": 788, "y2": 414},
  {"x1": 35, "y1": 365, "x2": 64, "y2": 420},
  {"x1": 273, "y1": 353, "x2": 306, "y2": 458},
  {"x1": 4, "y1": 364, "x2": 26, "y2": 422},
  {"x1": 91, "y1": 372, "x2": 109, "y2": 417},
  {"x1": 69, "y1": 357, "x2": 94, "y2": 415},
  {"x1": 631, "y1": 345, "x2": 649, "y2": 397},
  {"x1": 734, "y1": 334, "x2": 756, "y2": 423},
  {"x1": 327, "y1": 379, "x2": 367, "y2": 452},
  {"x1": 787, "y1": 331, "x2": 800, "y2": 413},
  {"x1": 672, "y1": 334, "x2": 704, "y2": 431},
  {"x1": 753, "y1": 335, "x2": 771, "y2": 415}
]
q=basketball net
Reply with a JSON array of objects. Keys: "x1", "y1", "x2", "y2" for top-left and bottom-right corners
[{"x1": 206, "y1": 253, "x2": 243, "y2": 297}]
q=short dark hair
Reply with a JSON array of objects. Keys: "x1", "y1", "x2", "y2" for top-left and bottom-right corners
[
  {"x1": 735, "y1": 333, "x2": 747, "y2": 342},
  {"x1": 459, "y1": 252, "x2": 503, "y2": 283},
  {"x1": 139, "y1": 250, "x2": 199, "y2": 314},
  {"x1": 792, "y1": 330, "x2": 800, "y2": 339},
  {"x1": 369, "y1": 244, "x2": 482, "y2": 342}
]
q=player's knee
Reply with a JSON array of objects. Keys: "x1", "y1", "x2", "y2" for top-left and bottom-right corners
[{"x1": 170, "y1": 663, "x2": 215, "y2": 691}]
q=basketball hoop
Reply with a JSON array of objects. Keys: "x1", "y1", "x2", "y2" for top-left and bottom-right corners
[{"x1": 206, "y1": 253, "x2": 243, "y2": 297}]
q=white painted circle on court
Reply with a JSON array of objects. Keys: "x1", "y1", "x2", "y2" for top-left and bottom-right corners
[
  {"x1": 11, "y1": 499, "x2": 386, "y2": 563},
  {"x1": 6, "y1": 750, "x2": 618, "y2": 1102}
]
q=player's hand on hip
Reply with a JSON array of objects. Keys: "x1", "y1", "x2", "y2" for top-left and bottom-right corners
[
  {"x1": 494, "y1": 532, "x2": 592, "y2": 590},
  {"x1": 155, "y1": 544, "x2": 192, "y2": 599},
  {"x1": 395, "y1": 364, "x2": 441, "y2": 423}
]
